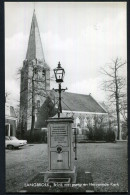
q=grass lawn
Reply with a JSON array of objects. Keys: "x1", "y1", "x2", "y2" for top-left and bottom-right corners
[
  {"x1": 6, "y1": 142, "x2": 128, "y2": 193},
  {"x1": 75, "y1": 142, "x2": 128, "y2": 192}
]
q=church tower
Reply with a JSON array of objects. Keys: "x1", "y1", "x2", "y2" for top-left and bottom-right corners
[{"x1": 20, "y1": 10, "x2": 50, "y2": 134}]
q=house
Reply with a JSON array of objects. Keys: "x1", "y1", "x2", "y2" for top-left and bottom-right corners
[{"x1": 5, "y1": 100, "x2": 17, "y2": 136}]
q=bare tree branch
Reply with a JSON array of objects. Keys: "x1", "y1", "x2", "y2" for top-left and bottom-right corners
[{"x1": 100, "y1": 58, "x2": 127, "y2": 140}]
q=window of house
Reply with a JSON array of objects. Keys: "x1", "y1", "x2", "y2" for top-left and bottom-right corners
[
  {"x1": 84, "y1": 118, "x2": 88, "y2": 127},
  {"x1": 76, "y1": 117, "x2": 80, "y2": 127}
]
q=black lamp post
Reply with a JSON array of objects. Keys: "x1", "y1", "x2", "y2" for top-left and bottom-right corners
[{"x1": 53, "y1": 62, "x2": 67, "y2": 118}]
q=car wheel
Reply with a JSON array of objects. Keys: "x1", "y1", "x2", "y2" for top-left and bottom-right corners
[{"x1": 7, "y1": 145, "x2": 14, "y2": 150}]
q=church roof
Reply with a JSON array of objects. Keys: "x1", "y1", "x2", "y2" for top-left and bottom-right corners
[
  {"x1": 26, "y1": 10, "x2": 45, "y2": 62},
  {"x1": 52, "y1": 91, "x2": 107, "y2": 114}
]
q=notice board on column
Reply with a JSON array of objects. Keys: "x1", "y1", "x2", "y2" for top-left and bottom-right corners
[{"x1": 50, "y1": 124, "x2": 69, "y2": 147}]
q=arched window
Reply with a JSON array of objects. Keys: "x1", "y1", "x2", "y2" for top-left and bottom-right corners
[
  {"x1": 76, "y1": 117, "x2": 80, "y2": 127},
  {"x1": 84, "y1": 117, "x2": 88, "y2": 127},
  {"x1": 37, "y1": 100, "x2": 40, "y2": 108},
  {"x1": 91, "y1": 117, "x2": 94, "y2": 127},
  {"x1": 42, "y1": 69, "x2": 46, "y2": 76}
]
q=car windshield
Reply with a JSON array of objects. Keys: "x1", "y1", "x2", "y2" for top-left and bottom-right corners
[{"x1": 9, "y1": 136, "x2": 18, "y2": 140}]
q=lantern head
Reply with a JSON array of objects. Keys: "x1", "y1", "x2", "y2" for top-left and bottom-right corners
[{"x1": 54, "y1": 62, "x2": 65, "y2": 83}]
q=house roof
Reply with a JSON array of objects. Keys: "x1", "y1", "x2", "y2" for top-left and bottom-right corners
[
  {"x1": 51, "y1": 91, "x2": 107, "y2": 114},
  {"x1": 99, "y1": 101, "x2": 109, "y2": 113}
]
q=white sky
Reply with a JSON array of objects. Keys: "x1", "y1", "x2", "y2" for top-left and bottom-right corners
[{"x1": 5, "y1": 2, "x2": 127, "y2": 106}]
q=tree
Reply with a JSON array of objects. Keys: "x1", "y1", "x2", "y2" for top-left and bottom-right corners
[
  {"x1": 120, "y1": 93, "x2": 127, "y2": 122},
  {"x1": 119, "y1": 93, "x2": 127, "y2": 140},
  {"x1": 36, "y1": 96, "x2": 58, "y2": 128},
  {"x1": 87, "y1": 114, "x2": 107, "y2": 141},
  {"x1": 100, "y1": 58, "x2": 127, "y2": 140}
]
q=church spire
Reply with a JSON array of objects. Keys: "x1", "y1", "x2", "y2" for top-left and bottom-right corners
[{"x1": 26, "y1": 10, "x2": 45, "y2": 62}]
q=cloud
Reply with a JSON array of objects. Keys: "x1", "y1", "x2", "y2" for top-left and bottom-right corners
[
  {"x1": 5, "y1": 32, "x2": 28, "y2": 105},
  {"x1": 5, "y1": 79, "x2": 20, "y2": 106},
  {"x1": 68, "y1": 77, "x2": 107, "y2": 102},
  {"x1": 5, "y1": 3, "x2": 127, "y2": 105},
  {"x1": 40, "y1": 12, "x2": 127, "y2": 90},
  {"x1": 5, "y1": 32, "x2": 28, "y2": 80}
]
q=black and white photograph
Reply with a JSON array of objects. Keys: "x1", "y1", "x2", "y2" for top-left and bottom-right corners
[{"x1": 5, "y1": 2, "x2": 127, "y2": 193}]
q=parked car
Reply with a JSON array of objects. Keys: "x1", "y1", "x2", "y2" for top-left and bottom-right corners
[{"x1": 5, "y1": 136, "x2": 27, "y2": 149}]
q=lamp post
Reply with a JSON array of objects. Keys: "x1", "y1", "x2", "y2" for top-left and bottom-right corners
[
  {"x1": 42, "y1": 62, "x2": 76, "y2": 184},
  {"x1": 53, "y1": 62, "x2": 67, "y2": 118}
]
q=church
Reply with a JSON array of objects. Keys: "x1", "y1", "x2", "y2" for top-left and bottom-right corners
[{"x1": 19, "y1": 11, "x2": 108, "y2": 138}]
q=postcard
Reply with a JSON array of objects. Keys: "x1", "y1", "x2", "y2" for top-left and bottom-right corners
[{"x1": 5, "y1": 2, "x2": 127, "y2": 193}]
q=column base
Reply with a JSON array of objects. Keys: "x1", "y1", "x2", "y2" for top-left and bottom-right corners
[{"x1": 40, "y1": 166, "x2": 77, "y2": 183}]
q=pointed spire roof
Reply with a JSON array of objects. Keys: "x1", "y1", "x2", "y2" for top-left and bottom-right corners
[{"x1": 26, "y1": 10, "x2": 45, "y2": 62}]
